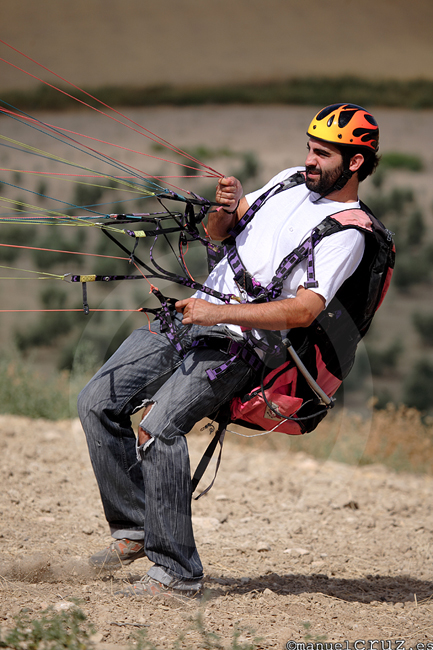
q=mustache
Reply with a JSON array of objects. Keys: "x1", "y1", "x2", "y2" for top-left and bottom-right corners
[{"x1": 306, "y1": 165, "x2": 320, "y2": 174}]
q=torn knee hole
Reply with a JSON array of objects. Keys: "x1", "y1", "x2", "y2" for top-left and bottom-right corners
[
  {"x1": 138, "y1": 401, "x2": 155, "y2": 446},
  {"x1": 141, "y1": 402, "x2": 154, "y2": 419}
]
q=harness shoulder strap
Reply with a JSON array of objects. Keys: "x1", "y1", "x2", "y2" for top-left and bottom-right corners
[
  {"x1": 207, "y1": 171, "x2": 306, "y2": 274},
  {"x1": 229, "y1": 170, "x2": 306, "y2": 239},
  {"x1": 260, "y1": 206, "x2": 382, "y2": 302}
]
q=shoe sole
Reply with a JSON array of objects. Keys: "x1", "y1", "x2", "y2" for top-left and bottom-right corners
[
  {"x1": 89, "y1": 549, "x2": 146, "y2": 569},
  {"x1": 116, "y1": 584, "x2": 202, "y2": 599}
]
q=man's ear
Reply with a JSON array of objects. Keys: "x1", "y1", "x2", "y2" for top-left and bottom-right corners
[{"x1": 349, "y1": 153, "x2": 364, "y2": 173}]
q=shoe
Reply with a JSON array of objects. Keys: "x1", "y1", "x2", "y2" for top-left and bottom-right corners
[
  {"x1": 116, "y1": 574, "x2": 203, "y2": 599},
  {"x1": 89, "y1": 538, "x2": 146, "y2": 569}
]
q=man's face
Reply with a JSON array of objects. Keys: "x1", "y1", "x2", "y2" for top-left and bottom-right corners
[{"x1": 305, "y1": 138, "x2": 344, "y2": 194}]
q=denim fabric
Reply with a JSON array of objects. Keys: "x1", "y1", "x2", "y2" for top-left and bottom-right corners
[{"x1": 78, "y1": 315, "x2": 254, "y2": 580}]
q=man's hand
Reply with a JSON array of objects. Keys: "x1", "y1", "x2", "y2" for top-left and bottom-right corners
[
  {"x1": 176, "y1": 288, "x2": 325, "y2": 331},
  {"x1": 208, "y1": 176, "x2": 248, "y2": 240},
  {"x1": 175, "y1": 298, "x2": 222, "y2": 326},
  {"x1": 216, "y1": 176, "x2": 243, "y2": 212}
]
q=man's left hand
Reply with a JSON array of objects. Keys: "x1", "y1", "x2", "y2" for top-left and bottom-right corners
[{"x1": 175, "y1": 298, "x2": 221, "y2": 326}]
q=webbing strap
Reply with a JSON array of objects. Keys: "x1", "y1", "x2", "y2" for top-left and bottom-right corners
[
  {"x1": 228, "y1": 171, "x2": 306, "y2": 239},
  {"x1": 146, "y1": 288, "x2": 185, "y2": 355},
  {"x1": 207, "y1": 172, "x2": 306, "y2": 275},
  {"x1": 225, "y1": 224, "x2": 324, "y2": 303},
  {"x1": 191, "y1": 422, "x2": 226, "y2": 500},
  {"x1": 191, "y1": 336, "x2": 262, "y2": 381}
]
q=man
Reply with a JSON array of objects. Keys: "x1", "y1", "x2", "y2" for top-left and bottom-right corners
[{"x1": 78, "y1": 103, "x2": 381, "y2": 598}]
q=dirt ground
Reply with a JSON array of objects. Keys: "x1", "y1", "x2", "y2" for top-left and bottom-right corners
[{"x1": 1, "y1": 414, "x2": 433, "y2": 649}]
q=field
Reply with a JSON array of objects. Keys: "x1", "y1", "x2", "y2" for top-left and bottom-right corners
[
  {"x1": 1, "y1": 0, "x2": 433, "y2": 94},
  {"x1": 1, "y1": 2, "x2": 433, "y2": 645},
  {"x1": 1, "y1": 102, "x2": 433, "y2": 649},
  {"x1": 1, "y1": 104, "x2": 433, "y2": 411},
  {"x1": 1, "y1": 410, "x2": 433, "y2": 649}
]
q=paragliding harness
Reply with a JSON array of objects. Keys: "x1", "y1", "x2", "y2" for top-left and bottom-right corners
[{"x1": 190, "y1": 171, "x2": 395, "y2": 496}]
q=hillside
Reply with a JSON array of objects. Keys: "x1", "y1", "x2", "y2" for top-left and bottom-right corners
[
  {"x1": 1, "y1": 0, "x2": 433, "y2": 93},
  {"x1": 0, "y1": 104, "x2": 432, "y2": 413}
]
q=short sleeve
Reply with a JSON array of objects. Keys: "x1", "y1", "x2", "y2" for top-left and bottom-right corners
[{"x1": 299, "y1": 229, "x2": 365, "y2": 307}]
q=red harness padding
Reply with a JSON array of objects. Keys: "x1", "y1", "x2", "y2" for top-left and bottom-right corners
[
  {"x1": 230, "y1": 344, "x2": 342, "y2": 435},
  {"x1": 229, "y1": 206, "x2": 396, "y2": 435}
]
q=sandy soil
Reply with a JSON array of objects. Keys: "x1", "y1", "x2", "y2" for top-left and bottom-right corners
[{"x1": 1, "y1": 414, "x2": 433, "y2": 649}]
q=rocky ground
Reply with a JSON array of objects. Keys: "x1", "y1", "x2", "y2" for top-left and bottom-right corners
[{"x1": 1, "y1": 414, "x2": 433, "y2": 649}]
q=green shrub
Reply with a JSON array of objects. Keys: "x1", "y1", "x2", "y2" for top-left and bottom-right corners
[
  {"x1": 413, "y1": 312, "x2": 433, "y2": 346},
  {"x1": 380, "y1": 152, "x2": 424, "y2": 172},
  {"x1": 366, "y1": 339, "x2": 403, "y2": 376},
  {"x1": 425, "y1": 243, "x2": 433, "y2": 264},
  {"x1": 392, "y1": 252, "x2": 430, "y2": 291},
  {"x1": 406, "y1": 209, "x2": 426, "y2": 246},
  {"x1": 342, "y1": 344, "x2": 371, "y2": 391},
  {"x1": 371, "y1": 167, "x2": 386, "y2": 189},
  {"x1": 0, "y1": 604, "x2": 94, "y2": 650},
  {"x1": 372, "y1": 388, "x2": 396, "y2": 410},
  {"x1": 14, "y1": 286, "x2": 82, "y2": 352},
  {"x1": 31, "y1": 228, "x2": 87, "y2": 270},
  {"x1": 5, "y1": 77, "x2": 433, "y2": 110},
  {"x1": 72, "y1": 182, "x2": 104, "y2": 208},
  {"x1": 234, "y1": 152, "x2": 260, "y2": 186},
  {"x1": 366, "y1": 187, "x2": 414, "y2": 221},
  {"x1": 36, "y1": 179, "x2": 48, "y2": 199},
  {"x1": 0, "y1": 604, "x2": 260, "y2": 650},
  {"x1": 0, "y1": 224, "x2": 36, "y2": 262},
  {"x1": 0, "y1": 353, "x2": 70, "y2": 419},
  {"x1": 403, "y1": 359, "x2": 433, "y2": 413},
  {"x1": 14, "y1": 311, "x2": 74, "y2": 350},
  {"x1": 58, "y1": 318, "x2": 133, "y2": 371}
]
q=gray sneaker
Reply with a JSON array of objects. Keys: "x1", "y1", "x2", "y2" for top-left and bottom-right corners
[
  {"x1": 89, "y1": 538, "x2": 146, "y2": 569},
  {"x1": 116, "y1": 574, "x2": 203, "y2": 599}
]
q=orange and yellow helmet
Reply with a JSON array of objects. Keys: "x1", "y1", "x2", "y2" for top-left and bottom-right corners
[{"x1": 307, "y1": 103, "x2": 379, "y2": 153}]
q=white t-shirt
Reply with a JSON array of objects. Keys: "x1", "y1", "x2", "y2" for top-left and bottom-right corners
[{"x1": 193, "y1": 167, "x2": 365, "y2": 338}]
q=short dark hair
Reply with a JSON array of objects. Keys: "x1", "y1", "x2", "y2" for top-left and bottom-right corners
[{"x1": 339, "y1": 146, "x2": 380, "y2": 182}]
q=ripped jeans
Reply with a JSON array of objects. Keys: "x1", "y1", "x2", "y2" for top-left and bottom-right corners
[{"x1": 77, "y1": 314, "x2": 254, "y2": 581}]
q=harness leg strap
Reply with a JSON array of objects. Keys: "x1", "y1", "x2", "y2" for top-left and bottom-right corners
[{"x1": 191, "y1": 406, "x2": 231, "y2": 499}]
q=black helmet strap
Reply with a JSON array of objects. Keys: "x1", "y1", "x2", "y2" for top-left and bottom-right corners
[{"x1": 318, "y1": 167, "x2": 353, "y2": 199}]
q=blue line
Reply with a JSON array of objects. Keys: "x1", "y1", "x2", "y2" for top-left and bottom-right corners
[
  {"x1": 0, "y1": 178, "x2": 107, "y2": 218},
  {"x1": 0, "y1": 102, "x2": 169, "y2": 194},
  {"x1": 0, "y1": 141, "x2": 163, "y2": 199}
]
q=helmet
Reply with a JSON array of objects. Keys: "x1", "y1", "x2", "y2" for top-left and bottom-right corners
[{"x1": 307, "y1": 103, "x2": 379, "y2": 153}]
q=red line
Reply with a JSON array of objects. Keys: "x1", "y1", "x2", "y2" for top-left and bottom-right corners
[
  {"x1": 0, "y1": 308, "x2": 142, "y2": 313},
  {"x1": 0, "y1": 169, "x2": 124, "y2": 178},
  {"x1": 1, "y1": 107, "x2": 214, "y2": 177},
  {"x1": 0, "y1": 41, "x2": 223, "y2": 178},
  {"x1": 1, "y1": 101, "x2": 211, "y2": 196},
  {"x1": 0, "y1": 169, "x2": 215, "y2": 180}
]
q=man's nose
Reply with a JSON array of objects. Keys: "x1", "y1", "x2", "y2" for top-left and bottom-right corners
[{"x1": 305, "y1": 150, "x2": 315, "y2": 167}]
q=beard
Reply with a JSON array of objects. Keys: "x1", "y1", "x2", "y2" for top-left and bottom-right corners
[{"x1": 305, "y1": 161, "x2": 344, "y2": 195}]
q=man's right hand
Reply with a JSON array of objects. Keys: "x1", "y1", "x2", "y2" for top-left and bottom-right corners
[
  {"x1": 216, "y1": 176, "x2": 243, "y2": 212},
  {"x1": 207, "y1": 176, "x2": 247, "y2": 240}
]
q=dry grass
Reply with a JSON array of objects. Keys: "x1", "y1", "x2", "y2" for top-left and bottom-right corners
[{"x1": 228, "y1": 404, "x2": 433, "y2": 475}]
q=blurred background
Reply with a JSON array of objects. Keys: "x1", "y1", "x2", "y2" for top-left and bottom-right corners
[
  {"x1": 1, "y1": 0, "x2": 433, "y2": 90},
  {"x1": 1, "y1": 0, "x2": 433, "y2": 461}
]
